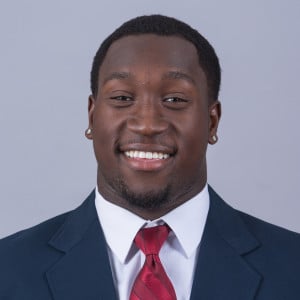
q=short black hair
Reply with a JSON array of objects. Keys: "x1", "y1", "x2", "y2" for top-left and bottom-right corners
[{"x1": 90, "y1": 14, "x2": 221, "y2": 101}]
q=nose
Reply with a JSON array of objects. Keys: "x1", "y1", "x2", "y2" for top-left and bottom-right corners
[{"x1": 126, "y1": 101, "x2": 169, "y2": 136}]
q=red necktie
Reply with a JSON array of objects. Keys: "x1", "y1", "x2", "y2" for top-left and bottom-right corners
[{"x1": 129, "y1": 225, "x2": 177, "y2": 300}]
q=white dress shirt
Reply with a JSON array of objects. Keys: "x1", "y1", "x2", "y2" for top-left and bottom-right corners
[{"x1": 95, "y1": 185, "x2": 209, "y2": 300}]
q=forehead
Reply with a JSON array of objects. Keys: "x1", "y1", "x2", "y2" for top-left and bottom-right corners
[{"x1": 99, "y1": 34, "x2": 205, "y2": 84}]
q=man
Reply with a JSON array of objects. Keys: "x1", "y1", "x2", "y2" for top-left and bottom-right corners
[{"x1": 0, "y1": 15, "x2": 299, "y2": 300}]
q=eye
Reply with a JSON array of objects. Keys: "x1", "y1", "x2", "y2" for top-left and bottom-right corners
[
  {"x1": 110, "y1": 95, "x2": 133, "y2": 101},
  {"x1": 163, "y1": 96, "x2": 189, "y2": 110},
  {"x1": 164, "y1": 97, "x2": 188, "y2": 103},
  {"x1": 109, "y1": 95, "x2": 134, "y2": 107}
]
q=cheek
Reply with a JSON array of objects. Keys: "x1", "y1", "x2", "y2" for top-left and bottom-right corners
[
  {"x1": 93, "y1": 103, "x2": 122, "y2": 137},
  {"x1": 92, "y1": 110, "x2": 117, "y2": 161},
  {"x1": 176, "y1": 114, "x2": 209, "y2": 165},
  {"x1": 179, "y1": 108, "x2": 209, "y2": 140},
  {"x1": 180, "y1": 135, "x2": 207, "y2": 167}
]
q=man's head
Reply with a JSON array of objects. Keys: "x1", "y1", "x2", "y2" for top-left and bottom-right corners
[{"x1": 87, "y1": 15, "x2": 221, "y2": 219}]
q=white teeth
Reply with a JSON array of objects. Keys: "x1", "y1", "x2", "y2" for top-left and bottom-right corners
[
  {"x1": 138, "y1": 151, "x2": 145, "y2": 158},
  {"x1": 124, "y1": 151, "x2": 170, "y2": 160}
]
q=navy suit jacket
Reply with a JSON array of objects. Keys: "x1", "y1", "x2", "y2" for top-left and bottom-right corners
[{"x1": 1, "y1": 186, "x2": 300, "y2": 299}]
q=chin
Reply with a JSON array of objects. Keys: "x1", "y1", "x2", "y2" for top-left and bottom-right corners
[{"x1": 116, "y1": 177, "x2": 171, "y2": 210}]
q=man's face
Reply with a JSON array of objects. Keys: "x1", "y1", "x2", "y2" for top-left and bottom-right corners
[{"x1": 88, "y1": 34, "x2": 220, "y2": 218}]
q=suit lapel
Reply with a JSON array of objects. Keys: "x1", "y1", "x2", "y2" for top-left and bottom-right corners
[
  {"x1": 45, "y1": 191, "x2": 117, "y2": 300},
  {"x1": 190, "y1": 187, "x2": 262, "y2": 300}
]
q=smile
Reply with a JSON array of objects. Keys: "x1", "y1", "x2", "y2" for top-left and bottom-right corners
[{"x1": 124, "y1": 151, "x2": 170, "y2": 160}]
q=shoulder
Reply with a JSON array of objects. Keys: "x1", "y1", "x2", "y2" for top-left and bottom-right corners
[
  {"x1": 208, "y1": 185, "x2": 300, "y2": 272},
  {"x1": 0, "y1": 211, "x2": 69, "y2": 251},
  {"x1": 0, "y1": 211, "x2": 70, "y2": 285},
  {"x1": 208, "y1": 185, "x2": 300, "y2": 248},
  {"x1": 209, "y1": 186, "x2": 300, "y2": 296},
  {"x1": 0, "y1": 191, "x2": 97, "y2": 297},
  {"x1": 238, "y1": 211, "x2": 300, "y2": 294},
  {"x1": 0, "y1": 190, "x2": 96, "y2": 254},
  {"x1": 238, "y1": 210, "x2": 300, "y2": 254}
]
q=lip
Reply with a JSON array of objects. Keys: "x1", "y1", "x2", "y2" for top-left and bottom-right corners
[{"x1": 119, "y1": 143, "x2": 175, "y2": 172}]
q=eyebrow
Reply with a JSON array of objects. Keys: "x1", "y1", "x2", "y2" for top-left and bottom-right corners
[
  {"x1": 162, "y1": 71, "x2": 196, "y2": 86},
  {"x1": 103, "y1": 72, "x2": 133, "y2": 84}
]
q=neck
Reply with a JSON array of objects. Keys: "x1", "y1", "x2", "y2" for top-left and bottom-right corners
[{"x1": 97, "y1": 179, "x2": 206, "y2": 220}]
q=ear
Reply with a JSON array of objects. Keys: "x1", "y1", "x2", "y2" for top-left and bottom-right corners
[
  {"x1": 208, "y1": 100, "x2": 221, "y2": 145},
  {"x1": 85, "y1": 95, "x2": 96, "y2": 140}
]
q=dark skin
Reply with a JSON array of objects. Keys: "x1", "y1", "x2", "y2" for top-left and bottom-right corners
[{"x1": 87, "y1": 34, "x2": 221, "y2": 220}]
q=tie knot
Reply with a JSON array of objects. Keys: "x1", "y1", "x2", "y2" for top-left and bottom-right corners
[{"x1": 134, "y1": 225, "x2": 170, "y2": 255}]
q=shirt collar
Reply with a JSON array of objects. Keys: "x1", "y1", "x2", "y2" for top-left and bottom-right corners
[{"x1": 95, "y1": 185, "x2": 210, "y2": 263}]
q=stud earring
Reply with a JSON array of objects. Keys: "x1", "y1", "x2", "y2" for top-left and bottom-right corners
[
  {"x1": 212, "y1": 135, "x2": 218, "y2": 143},
  {"x1": 86, "y1": 128, "x2": 92, "y2": 135}
]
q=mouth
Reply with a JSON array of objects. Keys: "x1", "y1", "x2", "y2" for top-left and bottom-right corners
[{"x1": 119, "y1": 144, "x2": 175, "y2": 171}]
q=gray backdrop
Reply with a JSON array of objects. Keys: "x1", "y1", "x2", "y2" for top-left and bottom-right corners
[{"x1": 0, "y1": 0, "x2": 299, "y2": 238}]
